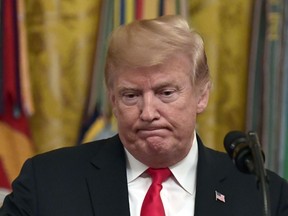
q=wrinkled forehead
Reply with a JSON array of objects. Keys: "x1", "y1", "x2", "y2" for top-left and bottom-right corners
[{"x1": 107, "y1": 53, "x2": 194, "y2": 88}]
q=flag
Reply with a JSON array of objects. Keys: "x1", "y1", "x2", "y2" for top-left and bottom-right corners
[
  {"x1": 215, "y1": 191, "x2": 226, "y2": 203},
  {"x1": 0, "y1": 0, "x2": 34, "y2": 188}
]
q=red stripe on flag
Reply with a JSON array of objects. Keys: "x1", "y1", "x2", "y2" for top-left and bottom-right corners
[
  {"x1": 136, "y1": 0, "x2": 143, "y2": 20},
  {"x1": 0, "y1": 0, "x2": 31, "y2": 137}
]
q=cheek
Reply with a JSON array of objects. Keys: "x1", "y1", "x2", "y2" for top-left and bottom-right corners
[
  {"x1": 170, "y1": 96, "x2": 198, "y2": 116},
  {"x1": 165, "y1": 100, "x2": 197, "y2": 129},
  {"x1": 115, "y1": 104, "x2": 139, "y2": 126}
]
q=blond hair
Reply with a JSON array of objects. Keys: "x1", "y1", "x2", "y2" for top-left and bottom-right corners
[{"x1": 105, "y1": 15, "x2": 210, "y2": 90}]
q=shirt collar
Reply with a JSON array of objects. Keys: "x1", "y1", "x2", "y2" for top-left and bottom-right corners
[
  {"x1": 170, "y1": 133, "x2": 198, "y2": 195},
  {"x1": 125, "y1": 148, "x2": 148, "y2": 183},
  {"x1": 125, "y1": 132, "x2": 198, "y2": 195}
]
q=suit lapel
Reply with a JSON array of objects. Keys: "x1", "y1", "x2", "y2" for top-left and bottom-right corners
[
  {"x1": 194, "y1": 136, "x2": 232, "y2": 216},
  {"x1": 86, "y1": 136, "x2": 130, "y2": 216},
  {"x1": 84, "y1": 135, "x2": 235, "y2": 216}
]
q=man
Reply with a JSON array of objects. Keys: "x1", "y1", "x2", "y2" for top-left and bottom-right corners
[{"x1": 1, "y1": 15, "x2": 288, "y2": 216}]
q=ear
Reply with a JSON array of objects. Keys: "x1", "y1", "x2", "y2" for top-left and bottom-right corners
[
  {"x1": 108, "y1": 89, "x2": 118, "y2": 118},
  {"x1": 196, "y1": 84, "x2": 210, "y2": 114}
]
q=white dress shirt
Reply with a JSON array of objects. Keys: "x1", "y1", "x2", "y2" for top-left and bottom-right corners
[{"x1": 125, "y1": 133, "x2": 198, "y2": 216}]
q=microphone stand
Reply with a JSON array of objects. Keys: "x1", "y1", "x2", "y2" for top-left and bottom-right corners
[{"x1": 248, "y1": 131, "x2": 271, "y2": 216}]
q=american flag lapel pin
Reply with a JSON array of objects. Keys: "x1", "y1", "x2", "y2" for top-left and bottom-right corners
[{"x1": 215, "y1": 190, "x2": 226, "y2": 203}]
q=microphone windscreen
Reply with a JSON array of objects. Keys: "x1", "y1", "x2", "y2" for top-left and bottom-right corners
[{"x1": 224, "y1": 131, "x2": 247, "y2": 158}]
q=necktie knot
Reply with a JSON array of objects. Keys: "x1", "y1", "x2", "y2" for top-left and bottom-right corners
[{"x1": 147, "y1": 168, "x2": 172, "y2": 185}]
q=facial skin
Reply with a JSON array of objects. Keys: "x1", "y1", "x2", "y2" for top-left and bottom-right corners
[{"x1": 108, "y1": 53, "x2": 209, "y2": 168}]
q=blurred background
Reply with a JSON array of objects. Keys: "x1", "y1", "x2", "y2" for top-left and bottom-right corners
[{"x1": 0, "y1": 0, "x2": 287, "y2": 196}]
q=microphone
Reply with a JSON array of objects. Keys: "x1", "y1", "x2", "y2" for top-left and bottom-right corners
[
  {"x1": 224, "y1": 131, "x2": 266, "y2": 174},
  {"x1": 224, "y1": 130, "x2": 271, "y2": 216},
  {"x1": 223, "y1": 131, "x2": 255, "y2": 174}
]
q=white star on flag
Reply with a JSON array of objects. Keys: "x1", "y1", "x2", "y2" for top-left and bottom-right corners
[{"x1": 215, "y1": 190, "x2": 225, "y2": 203}]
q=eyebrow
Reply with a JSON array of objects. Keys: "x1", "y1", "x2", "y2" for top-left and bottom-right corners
[
  {"x1": 152, "y1": 82, "x2": 179, "y2": 91},
  {"x1": 117, "y1": 87, "x2": 140, "y2": 95},
  {"x1": 116, "y1": 80, "x2": 179, "y2": 93}
]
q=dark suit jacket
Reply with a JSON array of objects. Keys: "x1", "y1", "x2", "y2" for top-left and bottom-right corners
[{"x1": 1, "y1": 135, "x2": 288, "y2": 215}]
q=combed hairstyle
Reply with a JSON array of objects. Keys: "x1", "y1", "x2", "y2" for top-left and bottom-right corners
[{"x1": 105, "y1": 15, "x2": 211, "y2": 91}]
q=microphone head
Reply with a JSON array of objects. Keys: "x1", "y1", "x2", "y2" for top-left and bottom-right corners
[
  {"x1": 224, "y1": 131, "x2": 248, "y2": 158},
  {"x1": 224, "y1": 131, "x2": 254, "y2": 174}
]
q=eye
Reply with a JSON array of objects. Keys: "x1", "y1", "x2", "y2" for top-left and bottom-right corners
[
  {"x1": 161, "y1": 89, "x2": 175, "y2": 96},
  {"x1": 124, "y1": 92, "x2": 137, "y2": 99},
  {"x1": 158, "y1": 88, "x2": 179, "y2": 103},
  {"x1": 121, "y1": 91, "x2": 139, "y2": 105}
]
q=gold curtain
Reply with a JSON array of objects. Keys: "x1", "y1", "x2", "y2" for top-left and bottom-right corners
[
  {"x1": 0, "y1": 124, "x2": 34, "y2": 183},
  {"x1": 26, "y1": 0, "x2": 101, "y2": 153},
  {"x1": 189, "y1": 0, "x2": 253, "y2": 150}
]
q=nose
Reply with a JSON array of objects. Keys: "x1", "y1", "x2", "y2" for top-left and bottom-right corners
[{"x1": 139, "y1": 93, "x2": 160, "y2": 122}]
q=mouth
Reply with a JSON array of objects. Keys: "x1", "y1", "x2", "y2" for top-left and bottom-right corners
[{"x1": 136, "y1": 127, "x2": 170, "y2": 138}]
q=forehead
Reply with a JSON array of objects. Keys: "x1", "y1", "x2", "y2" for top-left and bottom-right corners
[{"x1": 110, "y1": 54, "x2": 192, "y2": 87}]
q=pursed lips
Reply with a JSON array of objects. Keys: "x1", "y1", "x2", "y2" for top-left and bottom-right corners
[{"x1": 136, "y1": 127, "x2": 170, "y2": 138}]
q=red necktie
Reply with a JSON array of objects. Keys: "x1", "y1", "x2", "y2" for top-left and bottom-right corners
[{"x1": 140, "y1": 168, "x2": 172, "y2": 216}]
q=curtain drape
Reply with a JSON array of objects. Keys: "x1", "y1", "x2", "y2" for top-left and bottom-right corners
[{"x1": 1, "y1": 0, "x2": 287, "y2": 189}]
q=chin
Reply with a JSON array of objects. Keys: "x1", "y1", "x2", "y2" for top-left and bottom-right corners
[
  {"x1": 143, "y1": 138, "x2": 171, "y2": 152},
  {"x1": 145, "y1": 157, "x2": 178, "y2": 168}
]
